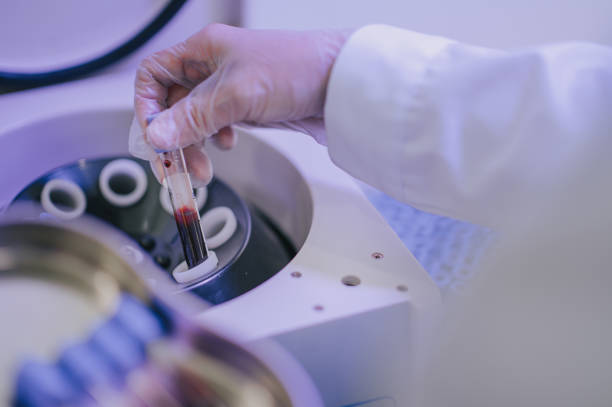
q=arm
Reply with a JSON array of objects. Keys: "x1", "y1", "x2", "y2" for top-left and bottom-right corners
[{"x1": 325, "y1": 25, "x2": 612, "y2": 227}]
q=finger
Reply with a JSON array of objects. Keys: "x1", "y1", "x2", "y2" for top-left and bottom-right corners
[
  {"x1": 183, "y1": 143, "x2": 213, "y2": 187},
  {"x1": 134, "y1": 23, "x2": 235, "y2": 132},
  {"x1": 149, "y1": 156, "x2": 165, "y2": 184},
  {"x1": 146, "y1": 70, "x2": 240, "y2": 151},
  {"x1": 211, "y1": 126, "x2": 237, "y2": 150},
  {"x1": 134, "y1": 42, "x2": 213, "y2": 131},
  {"x1": 134, "y1": 45, "x2": 189, "y2": 131},
  {"x1": 166, "y1": 84, "x2": 192, "y2": 107}
]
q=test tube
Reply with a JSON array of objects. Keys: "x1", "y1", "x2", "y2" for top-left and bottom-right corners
[{"x1": 160, "y1": 149, "x2": 209, "y2": 268}]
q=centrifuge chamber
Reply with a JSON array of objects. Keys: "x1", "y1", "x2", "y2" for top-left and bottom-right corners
[{"x1": 0, "y1": 73, "x2": 440, "y2": 406}]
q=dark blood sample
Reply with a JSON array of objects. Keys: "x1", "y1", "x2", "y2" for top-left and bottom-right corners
[
  {"x1": 163, "y1": 159, "x2": 172, "y2": 168},
  {"x1": 174, "y1": 206, "x2": 208, "y2": 268}
]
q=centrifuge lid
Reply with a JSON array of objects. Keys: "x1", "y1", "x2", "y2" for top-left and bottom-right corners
[{"x1": 0, "y1": 0, "x2": 185, "y2": 87}]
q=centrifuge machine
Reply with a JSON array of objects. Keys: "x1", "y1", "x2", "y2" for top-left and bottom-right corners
[{"x1": 0, "y1": 1, "x2": 440, "y2": 406}]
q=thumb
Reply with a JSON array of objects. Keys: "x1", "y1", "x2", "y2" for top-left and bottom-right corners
[{"x1": 146, "y1": 69, "x2": 243, "y2": 151}]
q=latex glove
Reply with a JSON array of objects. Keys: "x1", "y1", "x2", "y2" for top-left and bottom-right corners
[{"x1": 130, "y1": 23, "x2": 350, "y2": 185}]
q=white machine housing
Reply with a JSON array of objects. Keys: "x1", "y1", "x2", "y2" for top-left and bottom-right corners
[
  {"x1": 0, "y1": 1, "x2": 440, "y2": 406},
  {"x1": 0, "y1": 75, "x2": 439, "y2": 407}
]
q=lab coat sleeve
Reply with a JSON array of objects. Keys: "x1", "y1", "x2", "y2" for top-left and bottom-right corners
[{"x1": 324, "y1": 25, "x2": 612, "y2": 227}]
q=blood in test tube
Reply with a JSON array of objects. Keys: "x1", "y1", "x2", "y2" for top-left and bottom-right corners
[
  {"x1": 174, "y1": 206, "x2": 208, "y2": 268},
  {"x1": 159, "y1": 149, "x2": 209, "y2": 268}
]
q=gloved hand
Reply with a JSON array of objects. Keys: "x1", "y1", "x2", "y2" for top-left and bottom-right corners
[{"x1": 129, "y1": 23, "x2": 350, "y2": 185}]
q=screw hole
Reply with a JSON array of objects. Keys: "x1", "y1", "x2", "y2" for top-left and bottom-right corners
[
  {"x1": 397, "y1": 284, "x2": 408, "y2": 292},
  {"x1": 291, "y1": 271, "x2": 302, "y2": 278},
  {"x1": 371, "y1": 252, "x2": 384, "y2": 260},
  {"x1": 341, "y1": 275, "x2": 361, "y2": 286}
]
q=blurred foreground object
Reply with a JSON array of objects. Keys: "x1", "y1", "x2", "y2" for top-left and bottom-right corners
[{"x1": 0, "y1": 208, "x2": 321, "y2": 406}]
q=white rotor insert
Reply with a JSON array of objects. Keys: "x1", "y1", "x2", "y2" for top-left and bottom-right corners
[
  {"x1": 40, "y1": 178, "x2": 86, "y2": 220},
  {"x1": 172, "y1": 251, "x2": 219, "y2": 284},
  {"x1": 200, "y1": 206, "x2": 237, "y2": 249},
  {"x1": 99, "y1": 159, "x2": 147, "y2": 207}
]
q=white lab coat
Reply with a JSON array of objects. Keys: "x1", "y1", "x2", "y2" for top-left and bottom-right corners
[
  {"x1": 325, "y1": 25, "x2": 612, "y2": 228},
  {"x1": 324, "y1": 25, "x2": 612, "y2": 406}
]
